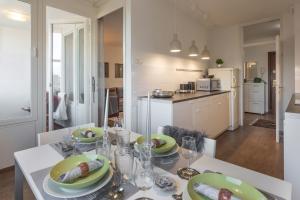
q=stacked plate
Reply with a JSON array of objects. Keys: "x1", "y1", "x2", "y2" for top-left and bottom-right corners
[
  {"x1": 43, "y1": 154, "x2": 112, "y2": 198},
  {"x1": 183, "y1": 173, "x2": 267, "y2": 200},
  {"x1": 134, "y1": 134, "x2": 178, "y2": 157}
]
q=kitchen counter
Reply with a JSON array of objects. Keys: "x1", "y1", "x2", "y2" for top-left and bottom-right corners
[{"x1": 139, "y1": 90, "x2": 230, "y2": 103}]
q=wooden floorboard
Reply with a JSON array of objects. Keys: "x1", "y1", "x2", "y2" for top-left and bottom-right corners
[
  {"x1": 216, "y1": 113, "x2": 283, "y2": 179},
  {"x1": 0, "y1": 113, "x2": 283, "y2": 199}
]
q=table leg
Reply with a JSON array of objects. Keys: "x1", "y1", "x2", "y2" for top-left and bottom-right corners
[{"x1": 15, "y1": 159, "x2": 24, "y2": 200}]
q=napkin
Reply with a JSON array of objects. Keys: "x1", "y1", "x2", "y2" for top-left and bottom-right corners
[
  {"x1": 193, "y1": 183, "x2": 241, "y2": 200},
  {"x1": 59, "y1": 159, "x2": 104, "y2": 183},
  {"x1": 80, "y1": 129, "x2": 96, "y2": 138},
  {"x1": 152, "y1": 138, "x2": 166, "y2": 148}
]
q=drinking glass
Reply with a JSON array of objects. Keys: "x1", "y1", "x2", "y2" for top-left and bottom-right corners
[
  {"x1": 116, "y1": 129, "x2": 131, "y2": 151},
  {"x1": 134, "y1": 144, "x2": 154, "y2": 191},
  {"x1": 95, "y1": 137, "x2": 111, "y2": 159},
  {"x1": 181, "y1": 136, "x2": 197, "y2": 168},
  {"x1": 114, "y1": 148, "x2": 134, "y2": 182}
]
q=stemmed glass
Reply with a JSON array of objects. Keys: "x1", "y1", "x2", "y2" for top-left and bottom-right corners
[{"x1": 181, "y1": 136, "x2": 197, "y2": 168}]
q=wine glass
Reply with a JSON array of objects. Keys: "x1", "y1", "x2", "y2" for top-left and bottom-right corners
[{"x1": 181, "y1": 136, "x2": 197, "y2": 168}]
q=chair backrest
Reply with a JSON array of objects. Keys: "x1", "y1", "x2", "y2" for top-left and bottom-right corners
[
  {"x1": 157, "y1": 126, "x2": 216, "y2": 158},
  {"x1": 37, "y1": 123, "x2": 95, "y2": 146}
]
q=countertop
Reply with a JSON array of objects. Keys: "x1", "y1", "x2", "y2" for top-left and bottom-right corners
[
  {"x1": 286, "y1": 94, "x2": 300, "y2": 115},
  {"x1": 139, "y1": 90, "x2": 230, "y2": 103}
]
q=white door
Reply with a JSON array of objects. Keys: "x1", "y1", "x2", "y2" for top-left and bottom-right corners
[
  {"x1": 0, "y1": 0, "x2": 38, "y2": 169},
  {"x1": 48, "y1": 21, "x2": 91, "y2": 130},
  {"x1": 275, "y1": 35, "x2": 282, "y2": 143}
]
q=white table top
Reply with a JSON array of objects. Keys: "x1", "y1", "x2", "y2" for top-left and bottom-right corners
[{"x1": 14, "y1": 134, "x2": 292, "y2": 200}]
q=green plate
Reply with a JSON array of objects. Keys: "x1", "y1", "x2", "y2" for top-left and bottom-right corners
[
  {"x1": 72, "y1": 127, "x2": 104, "y2": 143},
  {"x1": 136, "y1": 134, "x2": 176, "y2": 154},
  {"x1": 50, "y1": 154, "x2": 110, "y2": 189},
  {"x1": 187, "y1": 173, "x2": 267, "y2": 200}
]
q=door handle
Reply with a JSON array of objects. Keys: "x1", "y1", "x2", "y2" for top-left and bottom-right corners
[
  {"x1": 92, "y1": 76, "x2": 96, "y2": 103},
  {"x1": 21, "y1": 106, "x2": 31, "y2": 112}
]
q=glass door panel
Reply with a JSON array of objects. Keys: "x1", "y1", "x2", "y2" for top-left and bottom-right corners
[{"x1": 0, "y1": 0, "x2": 34, "y2": 121}]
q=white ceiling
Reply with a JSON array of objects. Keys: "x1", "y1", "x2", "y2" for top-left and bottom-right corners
[
  {"x1": 243, "y1": 20, "x2": 280, "y2": 43},
  {"x1": 103, "y1": 8, "x2": 123, "y2": 47},
  {"x1": 171, "y1": 0, "x2": 295, "y2": 27},
  {"x1": 47, "y1": 6, "x2": 86, "y2": 24}
]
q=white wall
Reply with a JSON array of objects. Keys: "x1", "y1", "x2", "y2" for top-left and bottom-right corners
[
  {"x1": 131, "y1": 0, "x2": 208, "y2": 130},
  {"x1": 294, "y1": 3, "x2": 300, "y2": 93},
  {"x1": 104, "y1": 45, "x2": 123, "y2": 88},
  {"x1": 208, "y1": 25, "x2": 243, "y2": 69},
  {"x1": 281, "y1": 11, "x2": 295, "y2": 113},
  {"x1": 244, "y1": 43, "x2": 276, "y2": 111},
  {"x1": 0, "y1": 26, "x2": 31, "y2": 120}
]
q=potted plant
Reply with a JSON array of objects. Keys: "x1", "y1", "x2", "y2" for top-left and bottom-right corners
[{"x1": 216, "y1": 58, "x2": 224, "y2": 67}]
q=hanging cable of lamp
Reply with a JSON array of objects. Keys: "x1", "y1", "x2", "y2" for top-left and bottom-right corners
[{"x1": 169, "y1": 0, "x2": 182, "y2": 53}]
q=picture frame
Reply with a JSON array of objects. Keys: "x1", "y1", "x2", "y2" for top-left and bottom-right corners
[
  {"x1": 115, "y1": 63, "x2": 123, "y2": 78},
  {"x1": 104, "y1": 62, "x2": 109, "y2": 78}
]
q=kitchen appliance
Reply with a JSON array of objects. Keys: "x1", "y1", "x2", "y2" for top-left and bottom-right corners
[
  {"x1": 179, "y1": 82, "x2": 196, "y2": 93},
  {"x1": 152, "y1": 89, "x2": 174, "y2": 98},
  {"x1": 208, "y1": 68, "x2": 240, "y2": 131},
  {"x1": 196, "y1": 78, "x2": 220, "y2": 91}
]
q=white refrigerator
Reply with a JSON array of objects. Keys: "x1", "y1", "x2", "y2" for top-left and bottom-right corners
[{"x1": 208, "y1": 68, "x2": 240, "y2": 131}]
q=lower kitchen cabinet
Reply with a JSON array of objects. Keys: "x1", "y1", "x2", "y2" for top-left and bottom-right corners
[{"x1": 137, "y1": 93, "x2": 230, "y2": 139}]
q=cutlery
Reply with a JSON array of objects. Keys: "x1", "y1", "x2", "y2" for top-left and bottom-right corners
[{"x1": 172, "y1": 192, "x2": 183, "y2": 200}]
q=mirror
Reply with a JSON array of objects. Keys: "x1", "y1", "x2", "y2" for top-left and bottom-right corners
[{"x1": 244, "y1": 62, "x2": 258, "y2": 82}]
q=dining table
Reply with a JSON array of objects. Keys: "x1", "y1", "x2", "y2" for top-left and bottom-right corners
[{"x1": 14, "y1": 130, "x2": 292, "y2": 200}]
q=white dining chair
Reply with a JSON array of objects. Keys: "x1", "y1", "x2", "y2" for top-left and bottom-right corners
[
  {"x1": 37, "y1": 123, "x2": 95, "y2": 146},
  {"x1": 157, "y1": 126, "x2": 216, "y2": 158}
]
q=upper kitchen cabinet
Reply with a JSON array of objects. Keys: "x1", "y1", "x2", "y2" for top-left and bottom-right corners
[{"x1": 137, "y1": 92, "x2": 230, "y2": 139}]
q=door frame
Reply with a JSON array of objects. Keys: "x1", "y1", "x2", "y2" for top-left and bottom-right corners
[{"x1": 268, "y1": 51, "x2": 276, "y2": 113}]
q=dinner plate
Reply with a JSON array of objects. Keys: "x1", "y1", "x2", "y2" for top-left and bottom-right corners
[
  {"x1": 134, "y1": 143, "x2": 179, "y2": 158},
  {"x1": 43, "y1": 169, "x2": 113, "y2": 199},
  {"x1": 72, "y1": 127, "x2": 104, "y2": 143},
  {"x1": 186, "y1": 173, "x2": 266, "y2": 200},
  {"x1": 50, "y1": 154, "x2": 110, "y2": 189},
  {"x1": 136, "y1": 134, "x2": 176, "y2": 154}
]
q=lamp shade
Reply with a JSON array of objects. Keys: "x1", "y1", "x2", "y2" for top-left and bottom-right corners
[
  {"x1": 169, "y1": 33, "x2": 182, "y2": 53},
  {"x1": 188, "y1": 40, "x2": 199, "y2": 57},
  {"x1": 201, "y1": 45, "x2": 211, "y2": 60}
]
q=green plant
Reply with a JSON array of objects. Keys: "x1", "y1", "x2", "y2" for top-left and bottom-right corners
[{"x1": 216, "y1": 58, "x2": 224, "y2": 65}]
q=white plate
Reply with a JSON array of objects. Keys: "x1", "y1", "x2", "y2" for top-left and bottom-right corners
[
  {"x1": 43, "y1": 169, "x2": 113, "y2": 199},
  {"x1": 134, "y1": 143, "x2": 179, "y2": 158}
]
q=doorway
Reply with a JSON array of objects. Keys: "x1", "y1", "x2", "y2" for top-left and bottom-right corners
[
  {"x1": 46, "y1": 7, "x2": 91, "y2": 131},
  {"x1": 268, "y1": 51, "x2": 276, "y2": 114},
  {"x1": 97, "y1": 8, "x2": 124, "y2": 127},
  {"x1": 242, "y1": 19, "x2": 281, "y2": 142}
]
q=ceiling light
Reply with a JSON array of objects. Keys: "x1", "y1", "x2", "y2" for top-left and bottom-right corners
[
  {"x1": 201, "y1": 45, "x2": 211, "y2": 60},
  {"x1": 6, "y1": 10, "x2": 28, "y2": 22},
  {"x1": 188, "y1": 40, "x2": 199, "y2": 57},
  {"x1": 169, "y1": 0, "x2": 182, "y2": 53},
  {"x1": 170, "y1": 33, "x2": 182, "y2": 53}
]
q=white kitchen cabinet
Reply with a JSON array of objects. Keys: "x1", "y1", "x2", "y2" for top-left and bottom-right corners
[
  {"x1": 137, "y1": 92, "x2": 230, "y2": 139},
  {"x1": 244, "y1": 82, "x2": 265, "y2": 114}
]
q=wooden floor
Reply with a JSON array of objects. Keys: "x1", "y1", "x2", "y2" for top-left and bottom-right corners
[
  {"x1": 216, "y1": 113, "x2": 283, "y2": 179},
  {"x1": 0, "y1": 113, "x2": 283, "y2": 199}
]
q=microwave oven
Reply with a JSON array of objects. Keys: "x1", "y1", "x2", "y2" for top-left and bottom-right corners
[{"x1": 196, "y1": 78, "x2": 220, "y2": 91}]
